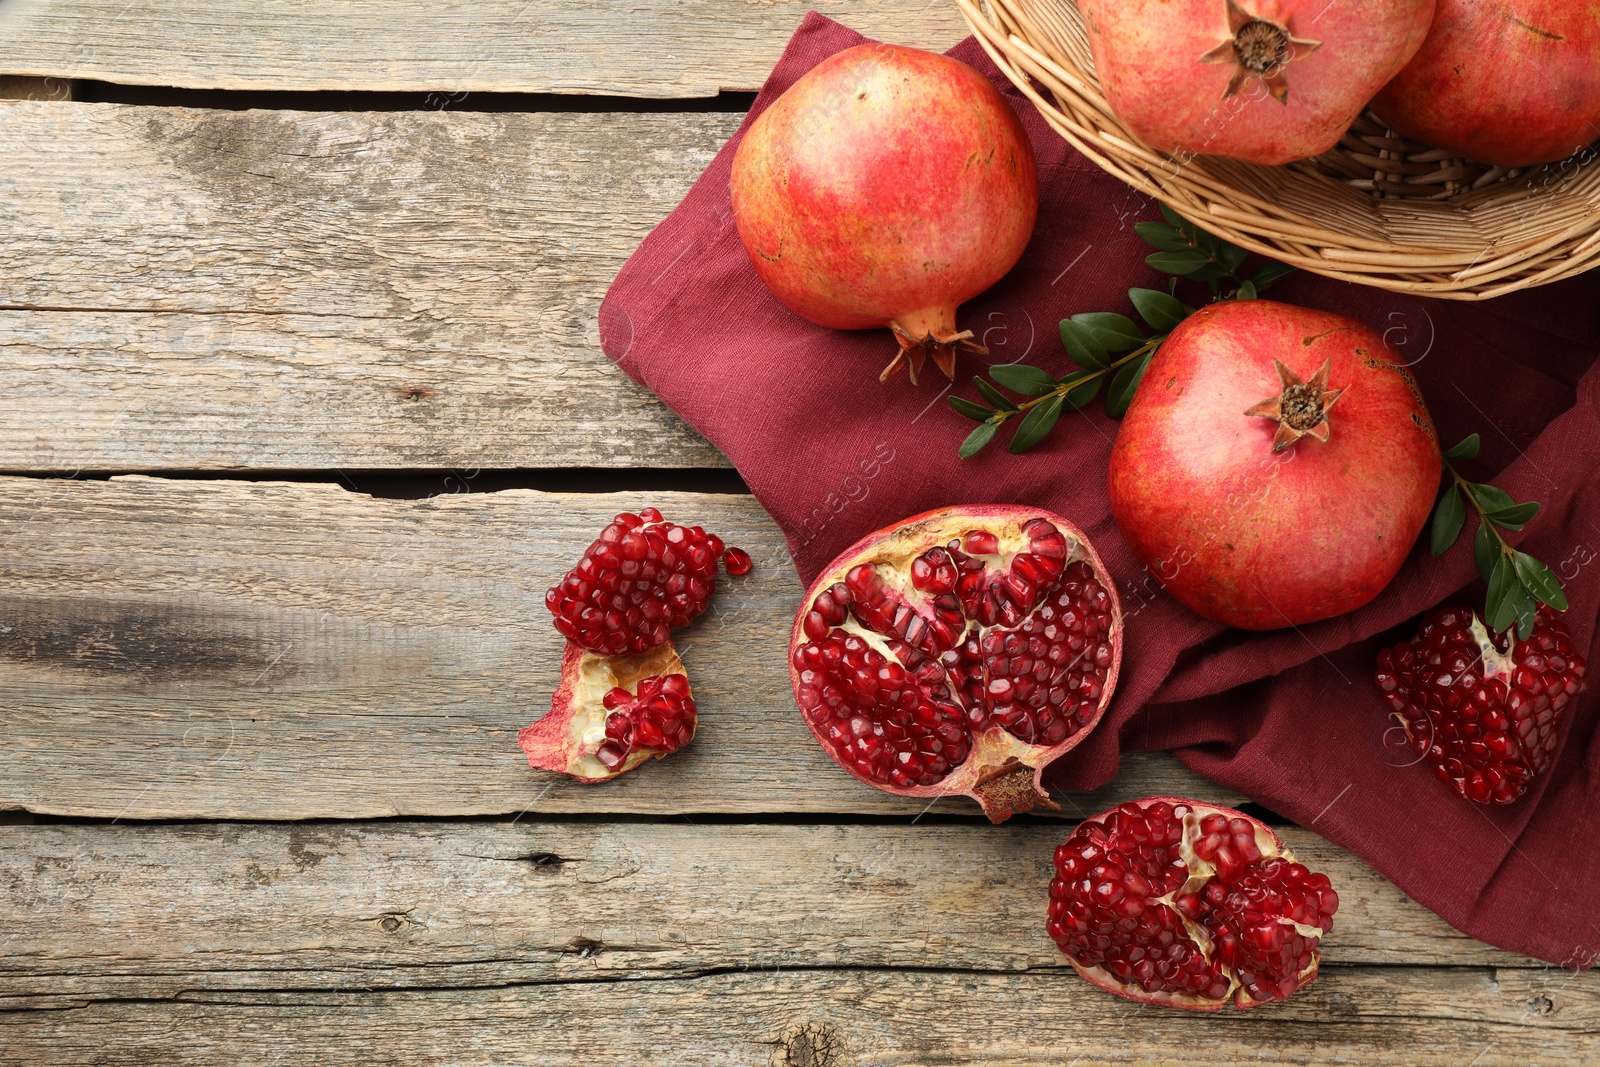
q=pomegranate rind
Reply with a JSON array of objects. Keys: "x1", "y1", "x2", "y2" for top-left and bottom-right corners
[
  {"x1": 1050, "y1": 797, "x2": 1336, "y2": 1010},
  {"x1": 519, "y1": 641, "x2": 693, "y2": 783},
  {"x1": 789, "y1": 505, "x2": 1123, "y2": 822}
]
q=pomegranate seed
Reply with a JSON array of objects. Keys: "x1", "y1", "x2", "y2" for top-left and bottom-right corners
[
  {"x1": 547, "y1": 510, "x2": 730, "y2": 655},
  {"x1": 1376, "y1": 604, "x2": 1587, "y2": 804},
  {"x1": 1049, "y1": 799, "x2": 1338, "y2": 1009},
  {"x1": 722, "y1": 546, "x2": 753, "y2": 575},
  {"x1": 600, "y1": 672, "x2": 696, "y2": 758}
]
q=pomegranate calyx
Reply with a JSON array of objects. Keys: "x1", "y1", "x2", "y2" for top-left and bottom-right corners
[
  {"x1": 1198, "y1": 0, "x2": 1322, "y2": 104},
  {"x1": 971, "y1": 759, "x2": 1059, "y2": 823},
  {"x1": 1243, "y1": 358, "x2": 1345, "y2": 453},
  {"x1": 882, "y1": 322, "x2": 989, "y2": 385}
]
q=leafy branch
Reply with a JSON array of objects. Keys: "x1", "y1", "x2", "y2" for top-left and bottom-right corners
[
  {"x1": 952, "y1": 205, "x2": 1295, "y2": 458},
  {"x1": 1429, "y1": 433, "x2": 1566, "y2": 639}
]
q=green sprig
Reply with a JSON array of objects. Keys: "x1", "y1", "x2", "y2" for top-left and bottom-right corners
[
  {"x1": 1429, "y1": 433, "x2": 1566, "y2": 639},
  {"x1": 951, "y1": 206, "x2": 1295, "y2": 458}
]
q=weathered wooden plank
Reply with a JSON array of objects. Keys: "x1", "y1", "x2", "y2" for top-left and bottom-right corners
[
  {"x1": 0, "y1": 820, "x2": 1538, "y2": 1012},
  {"x1": 1, "y1": 966, "x2": 1591, "y2": 1065},
  {"x1": 0, "y1": 475, "x2": 1225, "y2": 819},
  {"x1": 0, "y1": 76, "x2": 70, "y2": 100},
  {"x1": 0, "y1": 1, "x2": 963, "y2": 97},
  {"x1": 0, "y1": 102, "x2": 733, "y2": 471}
]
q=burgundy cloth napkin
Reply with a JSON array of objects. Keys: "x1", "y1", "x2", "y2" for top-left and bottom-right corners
[{"x1": 600, "y1": 12, "x2": 1600, "y2": 967}]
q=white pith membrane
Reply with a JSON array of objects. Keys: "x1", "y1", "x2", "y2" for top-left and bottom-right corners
[
  {"x1": 561, "y1": 644, "x2": 690, "y2": 779},
  {"x1": 1064, "y1": 802, "x2": 1331, "y2": 1009},
  {"x1": 793, "y1": 509, "x2": 1121, "y2": 817}
]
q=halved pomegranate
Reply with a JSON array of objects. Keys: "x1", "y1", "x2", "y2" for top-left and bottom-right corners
[
  {"x1": 520, "y1": 642, "x2": 697, "y2": 782},
  {"x1": 1049, "y1": 798, "x2": 1339, "y2": 1010},
  {"x1": 789, "y1": 506, "x2": 1122, "y2": 822}
]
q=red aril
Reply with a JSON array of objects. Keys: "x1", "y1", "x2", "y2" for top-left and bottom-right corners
[
  {"x1": 545, "y1": 507, "x2": 747, "y2": 656},
  {"x1": 1372, "y1": 0, "x2": 1600, "y2": 167},
  {"x1": 789, "y1": 506, "x2": 1122, "y2": 822},
  {"x1": 1080, "y1": 0, "x2": 1435, "y2": 164},
  {"x1": 730, "y1": 44, "x2": 1038, "y2": 384},
  {"x1": 520, "y1": 642, "x2": 697, "y2": 782},
  {"x1": 1107, "y1": 299, "x2": 1441, "y2": 630},
  {"x1": 1049, "y1": 798, "x2": 1339, "y2": 1009},
  {"x1": 1376, "y1": 604, "x2": 1588, "y2": 804}
]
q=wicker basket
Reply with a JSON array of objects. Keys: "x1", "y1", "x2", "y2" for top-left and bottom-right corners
[{"x1": 954, "y1": 0, "x2": 1600, "y2": 299}]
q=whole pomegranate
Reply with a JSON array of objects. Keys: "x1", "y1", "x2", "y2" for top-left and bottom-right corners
[
  {"x1": 789, "y1": 506, "x2": 1122, "y2": 822},
  {"x1": 730, "y1": 44, "x2": 1038, "y2": 384},
  {"x1": 1080, "y1": 0, "x2": 1436, "y2": 164},
  {"x1": 1107, "y1": 299, "x2": 1441, "y2": 630},
  {"x1": 1049, "y1": 798, "x2": 1339, "y2": 1009},
  {"x1": 1372, "y1": 0, "x2": 1600, "y2": 167},
  {"x1": 1377, "y1": 604, "x2": 1588, "y2": 804}
]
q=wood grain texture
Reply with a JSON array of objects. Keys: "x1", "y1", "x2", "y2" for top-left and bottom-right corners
[
  {"x1": 0, "y1": 101, "x2": 735, "y2": 471},
  {"x1": 0, "y1": 475, "x2": 1223, "y2": 819},
  {"x1": 0, "y1": 819, "x2": 1538, "y2": 1009},
  {"x1": 0, "y1": 1, "x2": 964, "y2": 97},
  {"x1": 1, "y1": 969, "x2": 1591, "y2": 1066}
]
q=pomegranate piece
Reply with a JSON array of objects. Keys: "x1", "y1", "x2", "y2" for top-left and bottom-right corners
[
  {"x1": 1108, "y1": 300, "x2": 1440, "y2": 630},
  {"x1": 1049, "y1": 798, "x2": 1339, "y2": 1010},
  {"x1": 520, "y1": 642, "x2": 697, "y2": 782},
  {"x1": 1080, "y1": 0, "x2": 1434, "y2": 165},
  {"x1": 730, "y1": 44, "x2": 1038, "y2": 385},
  {"x1": 1376, "y1": 605, "x2": 1588, "y2": 805},
  {"x1": 789, "y1": 506, "x2": 1122, "y2": 822},
  {"x1": 545, "y1": 507, "x2": 740, "y2": 656}
]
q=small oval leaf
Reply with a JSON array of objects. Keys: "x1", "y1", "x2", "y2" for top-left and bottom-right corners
[
  {"x1": 1487, "y1": 501, "x2": 1541, "y2": 530},
  {"x1": 989, "y1": 362, "x2": 1058, "y2": 397},
  {"x1": 974, "y1": 377, "x2": 1018, "y2": 412},
  {"x1": 1072, "y1": 312, "x2": 1146, "y2": 353},
  {"x1": 1250, "y1": 261, "x2": 1297, "y2": 290},
  {"x1": 1133, "y1": 222, "x2": 1190, "y2": 252},
  {"x1": 1009, "y1": 395, "x2": 1065, "y2": 453},
  {"x1": 958, "y1": 420, "x2": 999, "y2": 460},
  {"x1": 1235, "y1": 279, "x2": 1258, "y2": 301},
  {"x1": 948, "y1": 395, "x2": 995, "y2": 422},
  {"x1": 1146, "y1": 249, "x2": 1212, "y2": 276},
  {"x1": 1443, "y1": 433, "x2": 1481, "y2": 461},
  {"x1": 1470, "y1": 482, "x2": 1516, "y2": 513},
  {"x1": 1064, "y1": 374, "x2": 1103, "y2": 411},
  {"x1": 1513, "y1": 551, "x2": 1568, "y2": 612},
  {"x1": 1059, "y1": 320, "x2": 1110, "y2": 370},
  {"x1": 1129, "y1": 288, "x2": 1190, "y2": 333},
  {"x1": 1106, "y1": 350, "x2": 1154, "y2": 418},
  {"x1": 1430, "y1": 486, "x2": 1466, "y2": 556},
  {"x1": 1473, "y1": 521, "x2": 1499, "y2": 584},
  {"x1": 1485, "y1": 554, "x2": 1521, "y2": 634}
]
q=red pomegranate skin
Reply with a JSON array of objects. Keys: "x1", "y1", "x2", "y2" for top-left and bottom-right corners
[
  {"x1": 730, "y1": 45, "x2": 1037, "y2": 357},
  {"x1": 1372, "y1": 0, "x2": 1600, "y2": 167},
  {"x1": 1107, "y1": 300, "x2": 1441, "y2": 630},
  {"x1": 1081, "y1": 0, "x2": 1435, "y2": 165}
]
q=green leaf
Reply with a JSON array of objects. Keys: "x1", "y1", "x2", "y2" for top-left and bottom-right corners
[
  {"x1": 1146, "y1": 250, "x2": 1212, "y2": 276},
  {"x1": 1470, "y1": 482, "x2": 1516, "y2": 513},
  {"x1": 1186, "y1": 263, "x2": 1229, "y2": 283},
  {"x1": 1134, "y1": 222, "x2": 1190, "y2": 253},
  {"x1": 974, "y1": 377, "x2": 1018, "y2": 412},
  {"x1": 1106, "y1": 350, "x2": 1154, "y2": 418},
  {"x1": 1235, "y1": 279, "x2": 1258, "y2": 301},
  {"x1": 1009, "y1": 395, "x2": 1065, "y2": 453},
  {"x1": 1516, "y1": 594, "x2": 1538, "y2": 640},
  {"x1": 1250, "y1": 261, "x2": 1297, "y2": 290},
  {"x1": 1473, "y1": 521, "x2": 1500, "y2": 584},
  {"x1": 1071, "y1": 312, "x2": 1145, "y2": 353},
  {"x1": 1487, "y1": 501, "x2": 1541, "y2": 531},
  {"x1": 1513, "y1": 551, "x2": 1568, "y2": 611},
  {"x1": 1442, "y1": 433, "x2": 1481, "y2": 461},
  {"x1": 1158, "y1": 202, "x2": 1193, "y2": 235},
  {"x1": 948, "y1": 395, "x2": 995, "y2": 422},
  {"x1": 1063, "y1": 374, "x2": 1103, "y2": 410},
  {"x1": 1219, "y1": 241, "x2": 1248, "y2": 274},
  {"x1": 1485, "y1": 554, "x2": 1522, "y2": 634},
  {"x1": 990, "y1": 362, "x2": 1058, "y2": 397},
  {"x1": 1129, "y1": 288, "x2": 1190, "y2": 333},
  {"x1": 1430, "y1": 486, "x2": 1466, "y2": 556},
  {"x1": 1059, "y1": 319, "x2": 1110, "y2": 370},
  {"x1": 958, "y1": 420, "x2": 999, "y2": 459}
]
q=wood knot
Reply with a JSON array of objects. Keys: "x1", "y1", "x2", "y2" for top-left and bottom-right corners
[
  {"x1": 397, "y1": 386, "x2": 435, "y2": 401},
  {"x1": 1529, "y1": 994, "x2": 1555, "y2": 1016},
  {"x1": 567, "y1": 937, "x2": 606, "y2": 959},
  {"x1": 525, "y1": 852, "x2": 566, "y2": 873},
  {"x1": 379, "y1": 916, "x2": 403, "y2": 933},
  {"x1": 773, "y1": 1023, "x2": 846, "y2": 1067}
]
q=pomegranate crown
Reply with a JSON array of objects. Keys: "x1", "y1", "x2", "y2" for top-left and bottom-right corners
[
  {"x1": 1198, "y1": 0, "x2": 1322, "y2": 104},
  {"x1": 1244, "y1": 358, "x2": 1344, "y2": 452}
]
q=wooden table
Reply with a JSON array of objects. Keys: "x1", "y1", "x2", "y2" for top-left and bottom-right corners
[{"x1": 1, "y1": 3, "x2": 1596, "y2": 1063}]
